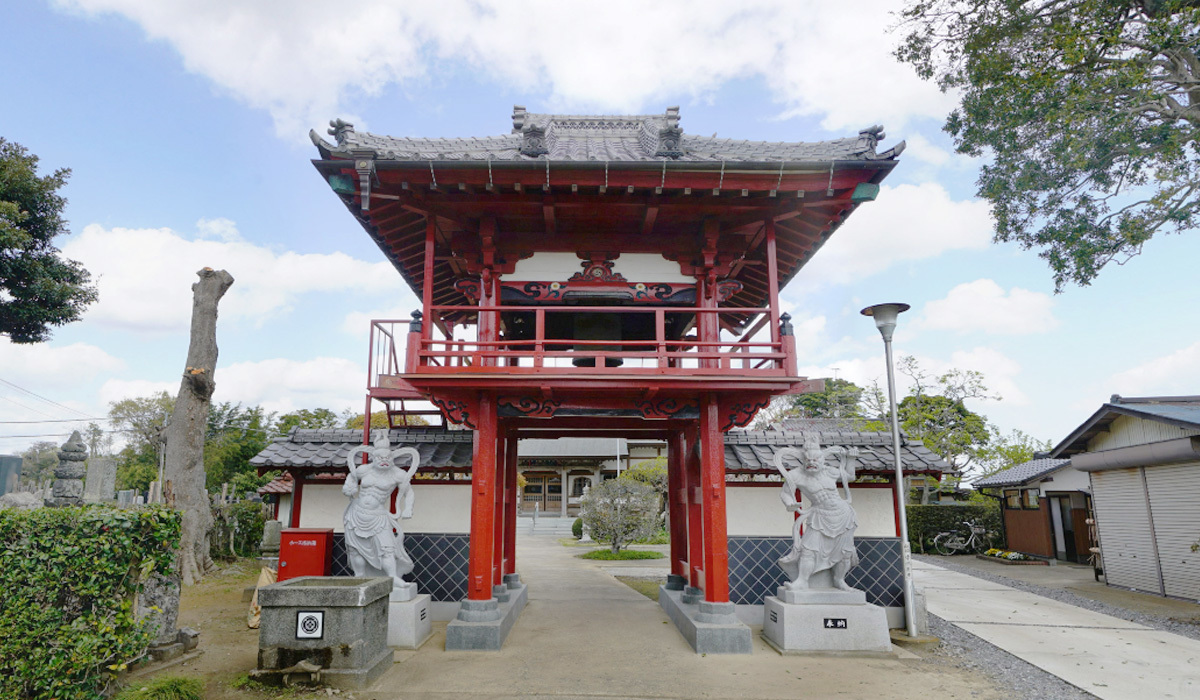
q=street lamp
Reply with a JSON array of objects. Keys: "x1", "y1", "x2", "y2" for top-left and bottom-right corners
[{"x1": 861, "y1": 302, "x2": 918, "y2": 638}]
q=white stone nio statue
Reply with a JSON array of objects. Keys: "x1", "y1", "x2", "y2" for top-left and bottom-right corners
[{"x1": 343, "y1": 432, "x2": 420, "y2": 601}]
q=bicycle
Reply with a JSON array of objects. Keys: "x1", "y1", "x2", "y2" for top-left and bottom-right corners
[{"x1": 931, "y1": 520, "x2": 993, "y2": 555}]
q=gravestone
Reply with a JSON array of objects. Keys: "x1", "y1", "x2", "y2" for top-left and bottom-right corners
[
  {"x1": 83, "y1": 456, "x2": 117, "y2": 502},
  {"x1": 45, "y1": 432, "x2": 87, "y2": 508},
  {"x1": 0, "y1": 455, "x2": 21, "y2": 496}
]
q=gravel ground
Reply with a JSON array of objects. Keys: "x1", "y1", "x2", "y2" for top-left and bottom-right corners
[{"x1": 916, "y1": 554, "x2": 1200, "y2": 700}]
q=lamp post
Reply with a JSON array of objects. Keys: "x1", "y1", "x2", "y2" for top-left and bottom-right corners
[{"x1": 861, "y1": 302, "x2": 917, "y2": 638}]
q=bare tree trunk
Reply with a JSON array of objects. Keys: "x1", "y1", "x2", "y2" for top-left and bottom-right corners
[{"x1": 164, "y1": 268, "x2": 234, "y2": 585}]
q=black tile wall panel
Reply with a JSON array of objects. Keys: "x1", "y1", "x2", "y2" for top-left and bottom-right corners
[{"x1": 727, "y1": 536, "x2": 904, "y2": 607}]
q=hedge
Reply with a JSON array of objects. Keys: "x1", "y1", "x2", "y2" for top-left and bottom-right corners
[
  {"x1": 906, "y1": 503, "x2": 1003, "y2": 553},
  {"x1": 0, "y1": 505, "x2": 181, "y2": 700}
]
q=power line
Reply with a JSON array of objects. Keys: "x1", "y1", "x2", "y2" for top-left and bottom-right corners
[
  {"x1": 0, "y1": 377, "x2": 95, "y2": 419},
  {"x1": 0, "y1": 417, "x2": 110, "y2": 424}
]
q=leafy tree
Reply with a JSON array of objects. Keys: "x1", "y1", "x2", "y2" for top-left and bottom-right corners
[
  {"x1": 84, "y1": 421, "x2": 111, "y2": 457},
  {"x1": 275, "y1": 407, "x2": 340, "y2": 435},
  {"x1": 19, "y1": 440, "x2": 59, "y2": 484},
  {"x1": 863, "y1": 357, "x2": 998, "y2": 500},
  {"x1": 976, "y1": 427, "x2": 1053, "y2": 478},
  {"x1": 619, "y1": 456, "x2": 668, "y2": 517},
  {"x1": 753, "y1": 378, "x2": 866, "y2": 428},
  {"x1": 896, "y1": 1, "x2": 1200, "y2": 289},
  {"x1": 109, "y1": 392, "x2": 173, "y2": 489},
  {"x1": 343, "y1": 409, "x2": 429, "y2": 429},
  {"x1": 0, "y1": 138, "x2": 97, "y2": 342},
  {"x1": 204, "y1": 402, "x2": 271, "y2": 491},
  {"x1": 580, "y1": 478, "x2": 660, "y2": 554}
]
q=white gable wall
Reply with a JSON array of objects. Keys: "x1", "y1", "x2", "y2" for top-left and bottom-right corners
[{"x1": 1088, "y1": 415, "x2": 1200, "y2": 452}]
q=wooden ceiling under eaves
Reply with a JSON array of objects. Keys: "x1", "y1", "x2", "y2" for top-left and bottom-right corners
[{"x1": 317, "y1": 161, "x2": 896, "y2": 318}]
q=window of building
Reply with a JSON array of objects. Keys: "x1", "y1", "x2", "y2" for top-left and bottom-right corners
[
  {"x1": 1022, "y1": 489, "x2": 1040, "y2": 509},
  {"x1": 1004, "y1": 490, "x2": 1021, "y2": 509},
  {"x1": 572, "y1": 477, "x2": 591, "y2": 497}
]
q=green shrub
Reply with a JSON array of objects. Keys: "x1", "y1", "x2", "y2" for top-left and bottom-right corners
[
  {"x1": 572, "y1": 517, "x2": 583, "y2": 539},
  {"x1": 115, "y1": 675, "x2": 203, "y2": 700},
  {"x1": 579, "y1": 550, "x2": 665, "y2": 560},
  {"x1": 210, "y1": 500, "x2": 267, "y2": 560},
  {"x1": 0, "y1": 505, "x2": 181, "y2": 700},
  {"x1": 906, "y1": 503, "x2": 1003, "y2": 553}
]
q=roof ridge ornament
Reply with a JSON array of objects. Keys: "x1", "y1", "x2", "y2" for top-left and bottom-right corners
[{"x1": 328, "y1": 118, "x2": 355, "y2": 146}]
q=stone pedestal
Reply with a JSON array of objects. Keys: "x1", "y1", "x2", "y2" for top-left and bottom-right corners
[
  {"x1": 388, "y1": 593, "x2": 432, "y2": 649},
  {"x1": 658, "y1": 586, "x2": 753, "y2": 654},
  {"x1": 255, "y1": 576, "x2": 394, "y2": 690},
  {"x1": 762, "y1": 589, "x2": 891, "y2": 654},
  {"x1": 445, "y1": 576, "x2": 527, "y2": 651}
]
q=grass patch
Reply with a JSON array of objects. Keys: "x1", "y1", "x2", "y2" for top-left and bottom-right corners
[
  {"x1": 615, "y1": 576, "x2": 664, "y2": 600},
  {"x1": 115, "y1": 676, "x2": 203, "y2": 700},
  {"x1": 578, "y1": 549, "x2": 665, "y2": 560}
]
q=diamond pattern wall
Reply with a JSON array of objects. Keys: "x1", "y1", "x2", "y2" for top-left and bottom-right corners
[
  {"x1": 727, "y1": 536, "x2": 903, "y2": 607},
  {"x1": 331, "y1": 532, "x2": 469, "y2": 602}
]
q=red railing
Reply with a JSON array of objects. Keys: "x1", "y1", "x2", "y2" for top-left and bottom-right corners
[{"x1": 369, "y1": 305, "x2": 797, "y2": 387}]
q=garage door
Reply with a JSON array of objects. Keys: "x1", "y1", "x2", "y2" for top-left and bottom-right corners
[
  {"x1": 1091, "y1": 468, "x2": 1162, "y2": 595},
  {"x1": 1144, "y1": 462, "x2": 1200, "y2": 600}
]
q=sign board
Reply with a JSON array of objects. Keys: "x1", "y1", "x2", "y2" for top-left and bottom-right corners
[
  {"x1": 296, "y1": 610, "x2": 324, "y2": 639},
  {"x1": 823, "y1": 618, "x2": 847, "y2": 629}
]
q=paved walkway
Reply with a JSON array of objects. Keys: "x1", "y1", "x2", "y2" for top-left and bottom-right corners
[
  {"x1": 914, "y1": 558, "x2": 1200, "y2": 700},
  {"x1": 363, "y1": 535, "x2": 1000, "y2": 700}
]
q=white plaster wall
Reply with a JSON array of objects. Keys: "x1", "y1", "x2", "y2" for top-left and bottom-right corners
[
  {"x1": 405, "y1": 483, "x2": 471, "y2": 534},
  {"x1": 1038, "y1": 467, "x2": 1091, "y2": 494},
  {"x1": 726, "y1": 485, "x2": 896, "y2": 538},
  {"x1": 295, "y1": 482, "x2": 472, "y2": 534},
  {"x1": 275, "y1": 493, "x2": 292, "y2": 526},
  {"x1": 297, "y1": 484, "x2": 346, "y2": 531},
  {"x1": 510, "y1": 252, "x2": 690, "y2": 283}
]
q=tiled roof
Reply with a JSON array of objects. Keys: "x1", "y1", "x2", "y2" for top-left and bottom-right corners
[
  {"x1": 724, "y1": 428, "x2": 948, "y2": 475},
  {"x1": 311, "y1": 107, "x2": 904, "y2": 164},
  {"x1": 973, "y1": 458, "x2": 1072, "y2": 488},
  {"x1": 250, "y1": 427, "x2": 474, "y2": 471}
]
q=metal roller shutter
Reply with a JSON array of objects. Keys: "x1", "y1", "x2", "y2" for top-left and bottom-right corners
[
  {"x1": 1091, "y1": 468, "x2": 1162, "y2": 595},
  {"x1": 1144, "y1": 462, "x2": 1200, "y2": 601}
]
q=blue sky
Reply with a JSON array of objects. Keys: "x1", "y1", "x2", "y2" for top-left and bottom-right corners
[{"x1": 4, "y1": 1, "x2": 1200, "y2": 462}]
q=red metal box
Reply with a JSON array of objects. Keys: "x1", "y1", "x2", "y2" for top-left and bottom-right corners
[{"x1": 278, "y1": 528, "x2": 334, "y2": 582}]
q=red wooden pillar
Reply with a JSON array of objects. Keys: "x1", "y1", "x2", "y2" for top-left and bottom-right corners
[
  {"x1": 467, "y1": 394, "x2": 498, "y2": 601},
  {"x1": 699, "y1": 394, "x2": 730, "y2": 603},
  {"x1": 289, "y1": 472, "x2": 304, "y2": 528},
  {"x1": 503, "y1": 434, "x2": 519, "y2": 576},
  {"x1": 667, "y1": 429, "x2": 688, "y2": 580},
  {"x1": 492, "y1": 428, "x2": 507, "y2": 587},
  {"x1": 684, "y1": 423, "x2": 704, "y2": 591}
]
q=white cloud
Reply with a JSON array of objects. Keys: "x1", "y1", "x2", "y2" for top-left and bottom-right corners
[
  {"x1": 97, "y1": 378, "x2": 177, "y2": 408},
  {"x1": 56, "y1": 1, "x2": 952, "y2": 137},
  {"x1": 1109, "y1": 341, "x2": 1200, "y2": 396},
  {"x1": 0, "y1": 339, "x2": 125, "y2": 385},
  {"x1": 919, "y1": 279, "x2": 1058, "y2": 335},
  {"x1": 213, "y1": 357, "x2": 367, "y2": 415},
  {"x1": 948, "y1": 347, "x2": 1028, "y2": 406},
  {"x1": 62, "y1": 221, "x2": 407, "y2": 332},
  {"x1": 798, "y1": 183, "x2": 992, "y2": 288}
]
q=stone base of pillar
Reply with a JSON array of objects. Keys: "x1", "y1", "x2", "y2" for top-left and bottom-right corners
[
  {"x1": 665, "y1": 574, "x2": 687, "y2": 591},
  {"x1": 681, "y1": 585, "x2": 703, "y2": 604},
  {"x1": 761, "y1": 595, "x2": 892, "y2": 654},
  {"x1": 388, "y1": 594, "x2": 433, "y2": 650},
  {"x1": 658, "y1": 586, "x2": 752, "y2": 654},
  {"x1": 445, "y1": 583, "x2": 528, "y2": 651},
  {"x1": 503, "y1": 573, "x2": 522, "y2": 589}
]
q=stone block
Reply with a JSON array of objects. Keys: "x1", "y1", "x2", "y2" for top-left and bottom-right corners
[
  {"x1": 445, "y1": 583, "x2": 528, "y2": 651},
  {"x1": 776, "y1": 586, "x2": 866, "y2": 605},
  {"x1": 388, "y1": 594, "x2": 432, "y2": 649},
  {"x1": 658, "y1": 586, "x2": 753, "y2": 654},
  {"x1": 762, "y1": 595, "x2": 891, "y2": 654},
  {"x1": 256, "y1": 576, "x2": 394, "y2": 690}
]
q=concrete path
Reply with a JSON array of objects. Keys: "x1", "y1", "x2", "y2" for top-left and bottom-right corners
[
  {"x1": 915, "y1": 559, "x2": 1200, "y2": 700},
  {"x1": 363, "y1": 535, "x2": 1001, "y2": 700}
]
